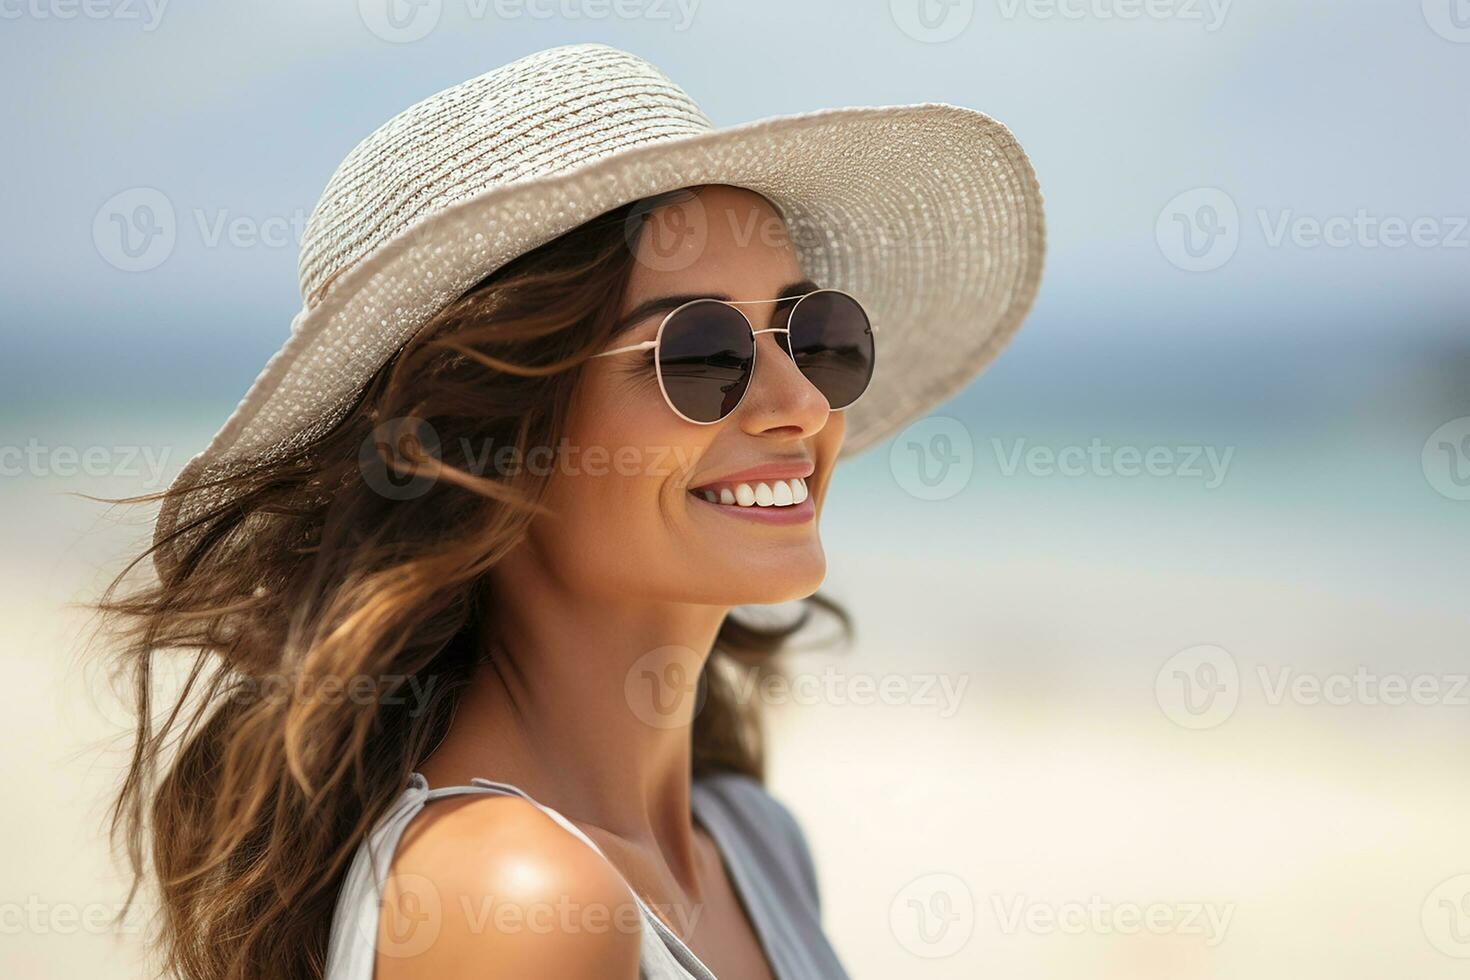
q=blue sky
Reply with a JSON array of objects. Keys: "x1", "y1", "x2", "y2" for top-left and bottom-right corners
[{"x1": 4, "y1": 2, "x2": 1466, "y2": 385}]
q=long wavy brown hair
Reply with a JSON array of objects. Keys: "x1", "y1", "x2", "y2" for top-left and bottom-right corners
[{"x1": 97, "y1": 191, "x2": 848, "y2": 980}]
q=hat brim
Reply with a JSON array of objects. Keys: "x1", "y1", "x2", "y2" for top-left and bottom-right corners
[{"x1": 155, "y1": 102, "x2": 1044, "y2": 568}]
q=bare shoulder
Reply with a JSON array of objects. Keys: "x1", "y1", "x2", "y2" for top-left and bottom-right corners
[{"x1": 373, "y1": 793, "x2": 643, "y2": 980}]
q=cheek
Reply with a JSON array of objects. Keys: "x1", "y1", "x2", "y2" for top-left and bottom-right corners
[
  {"x1": 535, "y1": 369, "x2": 708, "y2": 556},
  {"x1": 811, "y1": 412, "x2": 846, "y2": 510}
]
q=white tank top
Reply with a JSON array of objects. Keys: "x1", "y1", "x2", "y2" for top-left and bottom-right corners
[{"x1": 321, "y1": 770, "x2": 849, "y2": 979}]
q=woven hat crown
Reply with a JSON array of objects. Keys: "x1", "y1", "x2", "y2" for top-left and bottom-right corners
[{"x1": 299, "y1": 43, "x2": 713, "y2": 306}]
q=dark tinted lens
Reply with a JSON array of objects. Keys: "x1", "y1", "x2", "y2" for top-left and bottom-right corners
[
  {"x1": 786, "y1": 291, "x2": 875, "y2": 410},
  {"x1": 657, "y1": 301, "x2": 755, "y2": 423}
]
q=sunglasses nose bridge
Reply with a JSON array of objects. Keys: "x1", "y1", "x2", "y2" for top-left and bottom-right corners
[
  {"x1": 718, "y1": 300, "x2": 756, "y2": 335},
  {"x1": 737, "y1": 294, "x2": 793, "y2": 356},
  {"x1": 750, "y1": 322, "x2": 794, "y2": 365},
  {"x1": 742, "y1": 324, "x2": 827, "y2": 414}
]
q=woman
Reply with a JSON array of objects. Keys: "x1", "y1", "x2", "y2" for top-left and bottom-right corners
[{"x1": 101, "y1": 44, "x2": 1043, "y2": 980}]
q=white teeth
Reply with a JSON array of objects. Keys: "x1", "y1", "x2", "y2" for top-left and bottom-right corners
[{"x1": 694, "y1": 476, "x2": 809, "y2": 508}]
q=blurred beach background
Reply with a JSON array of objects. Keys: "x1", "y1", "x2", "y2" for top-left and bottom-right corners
[{"x1": 2, "y1": 0, "x2": 1467, "y2": 977}]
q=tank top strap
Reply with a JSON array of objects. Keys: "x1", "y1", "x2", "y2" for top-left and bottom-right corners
[
  {"x1": 462, "y1": 777, "x2": 717, "y2": 980},
  {"x1": 465, "y1": 776, "x2": 614, "y2": 860}
]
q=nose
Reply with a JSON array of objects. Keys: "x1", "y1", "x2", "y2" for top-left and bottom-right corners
[{"x1": 734, "y1": 323, "x2": 831, "y2": 441}]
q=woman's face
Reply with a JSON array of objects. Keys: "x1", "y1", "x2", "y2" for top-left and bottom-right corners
[{"x1": 532, "y1": 185, "x2": 845, "y2": 606}]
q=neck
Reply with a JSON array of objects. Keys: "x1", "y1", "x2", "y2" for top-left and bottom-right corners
[{"x1": 418, "y1": 541, "x2": 729, "y2": 886}]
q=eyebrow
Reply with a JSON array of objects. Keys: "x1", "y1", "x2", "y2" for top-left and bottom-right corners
[{"x1": 613, "y1": 279, "x2": 821, "y2": 333}]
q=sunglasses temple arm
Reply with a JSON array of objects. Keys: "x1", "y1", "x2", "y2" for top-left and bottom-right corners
[
  {"x1": 591, "y1": 339, "x2": 658, "y2": 359},
  {"x1": 591, "y1": 329, "x2": 789, "y2": 357}
]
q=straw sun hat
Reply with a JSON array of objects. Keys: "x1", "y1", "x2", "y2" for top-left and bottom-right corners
[{"x1": 154, "y1": 42, "x2": 1044, "y2": 564}]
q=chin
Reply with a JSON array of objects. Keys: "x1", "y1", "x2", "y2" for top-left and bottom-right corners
[{"x1": 715, "y1": 547, "x2": 828, "y2": 606}]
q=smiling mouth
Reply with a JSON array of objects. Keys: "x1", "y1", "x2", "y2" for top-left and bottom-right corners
[{"x1": 688, "y1": 477, "x2": 810, "y2": 509}]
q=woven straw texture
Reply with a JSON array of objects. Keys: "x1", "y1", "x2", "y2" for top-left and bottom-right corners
[{"x1": 154, "y1": 42, "x2": 1045, "y2": 568}]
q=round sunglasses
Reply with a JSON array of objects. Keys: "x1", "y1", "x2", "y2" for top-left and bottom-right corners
[{"x1": 590, "y1": 288, "x2": 877, "y2": 424}]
